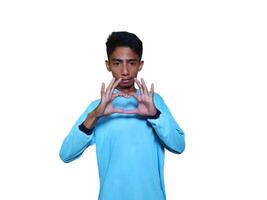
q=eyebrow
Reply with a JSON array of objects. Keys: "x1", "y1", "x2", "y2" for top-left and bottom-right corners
[{"x1": 111, "y1": 58, "x2": 139, "y2": 62}]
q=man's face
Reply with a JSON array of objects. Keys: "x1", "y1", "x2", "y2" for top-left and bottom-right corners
[{"x1": 105, "y1": 46, "x2": 143, "y2": 90}]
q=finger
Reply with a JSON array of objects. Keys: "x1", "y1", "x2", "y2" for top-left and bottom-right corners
[
  {"x1": 110, "y1": 108, "x2": 126, "y2": 114},
  {"x1": 110, "y1": 78, "x2": 122, "y2": 94},
  {"x1": 120, "y1": 109, "x2": 139, "y2": 114},
  {"x1": 109, "y1": 108, "x2": 136, "y2": 114},
  {"x1": 141, "y1": 78, "x2": 149, "y2": 95},
  {"x1": 150, "y1": 83, "x2": 154, "y2": 97},
  {"x1": 106, "y1": 77, "x2": 116, "y2": 93},
  {"x1": 134, "y1": 78, "x2": 143, "y2": 94},
  {"x1": 101, "y1": 82, "x2": 105, "y2": 98}
]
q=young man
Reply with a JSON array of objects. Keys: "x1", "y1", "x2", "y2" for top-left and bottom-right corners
[{"x1": 59, "y1": 31, "x2": 185, "y2": 200}]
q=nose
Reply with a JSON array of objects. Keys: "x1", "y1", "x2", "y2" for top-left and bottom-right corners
[{"x1": 121, "y1": 63, "x2": 129, "y2": 76}]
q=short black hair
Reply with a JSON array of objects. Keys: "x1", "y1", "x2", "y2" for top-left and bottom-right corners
[{"x1": 106, "y1": 31, "x2": 143, "y2": 60}]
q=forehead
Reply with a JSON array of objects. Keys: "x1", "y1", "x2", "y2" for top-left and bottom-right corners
[{"x1": 109, "y1": 46, "x2": 140, "y2": 60}]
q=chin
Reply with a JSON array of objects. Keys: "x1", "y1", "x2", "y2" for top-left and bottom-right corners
[{"x1": 119, "y1": 83, "x2": 134, "y2": 89}]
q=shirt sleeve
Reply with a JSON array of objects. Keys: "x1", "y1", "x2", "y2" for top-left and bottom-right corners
[
  {"x1": 147, "y1": 93, "x2": 185, "y2": 154},
  {"x1": 59, "y1": 99, "x2": 100, "y2": 163}
]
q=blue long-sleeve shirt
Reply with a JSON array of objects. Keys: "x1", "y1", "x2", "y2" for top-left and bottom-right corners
[{"x1": 59, "y1": 88, "x2": 185, "y2": 200}]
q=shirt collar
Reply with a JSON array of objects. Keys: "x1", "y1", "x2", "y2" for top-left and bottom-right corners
[{"x1": 113, "y1": 88, "x2": 140, "y2": 95}]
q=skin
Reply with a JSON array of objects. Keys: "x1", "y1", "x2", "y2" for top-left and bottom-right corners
[
  {"x1": 105, "y1": 46, "x2": 143, "y2": 94},
  {"x1": 82, "y1": 47, "x2": 158, "y2": 129}
]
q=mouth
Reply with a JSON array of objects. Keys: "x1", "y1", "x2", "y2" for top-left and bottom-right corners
[{"x1": 121, "y1": 78, "x2": 131, "y2": 84}]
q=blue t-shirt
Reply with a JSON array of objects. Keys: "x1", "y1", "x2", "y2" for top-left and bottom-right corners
[{"x1": 59, "y1": 88, "x2": 185, "y2": 200}]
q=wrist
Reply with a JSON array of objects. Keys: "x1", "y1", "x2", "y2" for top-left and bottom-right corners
[
  {"x1": 79, "y1": 123, "x2": 93, "y2": 135},
  {"x1": 148, "y1": 109, "x2": 161, "y2": 119}
]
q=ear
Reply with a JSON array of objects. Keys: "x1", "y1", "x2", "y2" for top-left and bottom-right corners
[
  {"x1": 105, "y1": 60, "x2": 111, "y2": 72},
  {"x1": 138, "y1": 60, "x2": 144, "y2": 71}
]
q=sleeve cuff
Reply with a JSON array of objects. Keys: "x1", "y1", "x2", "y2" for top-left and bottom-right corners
[
  {"x1": 148, "y1": 109, "x2": 161, "y2": 119},
  {"x1": 78, "y1": 123, "x2": 93, "y2": 135}
]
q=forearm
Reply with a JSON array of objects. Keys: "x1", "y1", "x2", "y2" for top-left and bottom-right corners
[
  {"x1": 78, "y1": 109, "x2": 99, "y2": 135},
  {"x1": 59, "y1": 100, "x2": 100, "y2": 163},
  {"x1": 59, "y1": 128, "x2": 94, "y2": 163},
  {"x1": 82, "y1": 109, "x2": 98, "y2": 129},
  {"x1": 147, "y1": 93, "x2": 185, "y2": 154},
  {"x1": 148, "y1": 110, "x2": 185, "y2": 154}
]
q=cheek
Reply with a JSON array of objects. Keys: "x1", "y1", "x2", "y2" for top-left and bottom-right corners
[
  {"x1": 109, "y1": 68, "x2": 120, "y2": 74},
  {"x1": 111, "y1": 71, "x2": 120, "y2": 78},
  {"x1": 130, "y1": 67, "x2": 140, "y2": 75}
]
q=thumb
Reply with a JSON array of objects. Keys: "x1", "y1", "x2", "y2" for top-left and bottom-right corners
[{"x1": 120, "y1": 109, "x2": 139, "y2": 114}]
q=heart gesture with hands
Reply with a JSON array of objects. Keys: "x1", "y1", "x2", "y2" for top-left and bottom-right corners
[{"x1": 93, "y1": 77, "x2": 158, "y2": 118}]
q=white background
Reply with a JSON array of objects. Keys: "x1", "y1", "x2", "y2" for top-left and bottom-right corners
[{"x1": 0, "y1": 0, "x2": 266, "y2": 199}]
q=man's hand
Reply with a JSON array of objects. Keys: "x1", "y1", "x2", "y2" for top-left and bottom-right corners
[
  {"x1": 93, "y1": 77, "x2": 128, "y2": 117},
  {"x1": 123, "y1": 78, "x2": 158, "y2": 117},
  {"x1": 83, "y1": 77, "x2": 157, "y2": 130}
]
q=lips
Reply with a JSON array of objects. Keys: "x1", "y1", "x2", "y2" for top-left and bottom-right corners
[{"x1": 121, "y1": 79, "x2": 131, "y2": 83}]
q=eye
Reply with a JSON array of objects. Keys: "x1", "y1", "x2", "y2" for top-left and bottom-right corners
[
  {"x1": 129, "y1": 61, "x2": 137, "y2": 66},
  {"x1": 113, "y1": 62, "x2": 120, "y2": 66}
]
